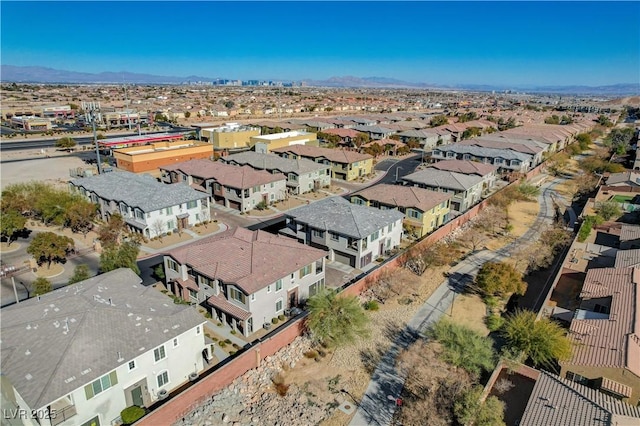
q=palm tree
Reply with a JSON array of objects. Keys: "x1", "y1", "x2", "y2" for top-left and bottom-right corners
[{"x1": 306, "y1": 288, "x2": 369, "y2": 348}]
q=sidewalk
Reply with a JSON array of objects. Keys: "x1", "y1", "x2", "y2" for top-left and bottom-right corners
[
  {"x1": 138, "y1": 223, "x2": 229, "y2": 255},
  {"x1": 349, "y1": 176, "x2": 563, "y2": 426}
]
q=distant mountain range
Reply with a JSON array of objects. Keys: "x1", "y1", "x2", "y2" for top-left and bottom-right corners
[{"x1": 2, "y1": 65, "x2": 639, "y2": 96}]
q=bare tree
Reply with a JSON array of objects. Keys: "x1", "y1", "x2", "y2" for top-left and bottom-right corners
[
  {"x1": 151, "y1": 219, "x2": 165, "y2": 241},
  {"x1": 200, "y1": 207, "x2": 211, "y2": 229},
  {"x1": 458, "y1": 227, "x2": 488, "y2": 252}
]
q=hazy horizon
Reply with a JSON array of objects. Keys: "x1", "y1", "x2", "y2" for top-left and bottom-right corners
[{"x1": 2, "y1": 1, "x2": 639, "y2": 87}]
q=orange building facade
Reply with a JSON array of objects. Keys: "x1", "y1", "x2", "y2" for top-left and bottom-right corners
[{"x1": 113, "y1": 141, "x2": 214, "y2": 174}]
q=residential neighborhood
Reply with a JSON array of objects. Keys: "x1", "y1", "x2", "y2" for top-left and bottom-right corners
[{"x1": 1, "y1": 78, "x2": 639, "y2": 426}]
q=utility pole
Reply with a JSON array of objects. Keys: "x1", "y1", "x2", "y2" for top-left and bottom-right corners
[{"x1": 83, "y1": 101, "x2": 103, "y2": 174}]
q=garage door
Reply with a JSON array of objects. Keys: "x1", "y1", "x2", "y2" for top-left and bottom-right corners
[
  {"x1": 229, "y1": 200, "x2": 242, "y2": 211},
  {"x1": 333, "y1": 250, "x2": 356, "y2": 267}
]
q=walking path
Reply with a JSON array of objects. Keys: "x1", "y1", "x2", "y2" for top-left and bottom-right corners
[
  {"x1": 350, "y1": 176, "x2": 565, "y2": 426},
  {"x1": 137, "y1": 223, "x2": 229, "y2": 255}
]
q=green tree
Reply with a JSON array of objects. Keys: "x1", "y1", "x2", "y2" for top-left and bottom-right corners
[
  {"x1": 68, "y1": 265, "x2": 91, "y2": 285},
  {"x1": 55, "y1": 136, "x2": 77, "y2": 149},
  {"x1": 560, "y1": 115, "x2": 573, "y2": 125},
  {"x1": 97, "y1": 213, "x2": 126, "y2": 248},
  {"x1": 461, "y1": 127, "x2": 482, "y2": 140},
  {"x1": 429, "y1": 115, "x2": 449, "y2": 127},
  {"x1": 27, "y1": 232, "x2": 74, "y2": 268},
  {"x1": 33, "y1": 277, "x2": 53, "y2": 296},
  {"x1": 457, "y1": 111, "x2": 477, "y2": 123},
  {"x1": 306, "y1": 288, "x2": 369, "y2": 348},
  {"x1": 184, "y1": 111, "x2": 191, "y2": 118},
  {"x1": 224, "y1": 100, "x2": 235, "y2": 109},
  {"x1": 596, "y1": 114, "x2": 613, "y2": 127},
  {"x1": 502, "y1": 310, "x2": 572, "y2": 368},
  {"x1": 475, "y1": 261, "x2": 527, "y2": 299},
  {"x1": 454, "y1": 386, "x2": 506, "y2": 426},
  {"x1": 353, "y1": 132, "x2": 370, "y2": 148},
  {"x1": 100, "y1": 240, "x2": 140, "y2": 274},
  {"x1": 595, "y1": 200, "x2": 622, "y2": 221},
  {"x1": 65, "y1": 198, "x2": 97, "y2": 237},
  {"x1": 1, "y1": 209, "x2": 27, "y2": 246},
  {"x1": 429, "y1": 319, "x2": 496, "y2": 377},
  {"x1": 575, "y1": 133, "x2": 592, "y2": 150}
]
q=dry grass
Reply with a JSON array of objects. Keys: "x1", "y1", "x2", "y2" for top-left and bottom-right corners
[
  {"x1": 450, "y1": 294, "x2": 490, "y2": 336},
  {"x1": 34, "y1": 263, "x2": 64, "y2": 278}
]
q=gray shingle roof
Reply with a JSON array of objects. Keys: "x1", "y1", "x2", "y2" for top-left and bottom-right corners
[
  {"x1": 614, "y1": 249, "x2": 640, "y2": 268},
  {"x1": 351, "y1": 184, "x2": 451, "y2": 212},
  {"x1": 70, "y1": 171, "x2": 204, "y2": 212},
  {"x1": 519, "y1": 370, "x2": 640, "y2": 426},
  {"x1": 434, "y1": 144, "x2": 532, "y2": 161},
  {"x1": 285, "y1": 196, "x2": 404, "y2": 239},
  {"x1": 220, "y1": 151, "x2": 328, "y2": 175},
  {"x1": 402, "y1": 168, "x2": 483, "y2": 191},
  {"x1": 0, "y1": 269, "x2": 205, "y2": 410}
]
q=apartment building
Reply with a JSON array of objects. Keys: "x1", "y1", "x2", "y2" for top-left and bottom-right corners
[
  {"x1": 70, "y1": 171, "x2": 208, "y2": 238},
  {"x1": 163, "y1": 228, "x2": 327, "y2": 336},
  {"x1": 271, "y1": 145, "x2": 373, "y2": 181},
  {"x1": 0, "y1": 269, "x2": 207, "y2": 426},
  {"x1": 249, "y1": 130, "x2": 319, "y2": 153},
  {"x1": 402, "y1": 168, "x2": 485, "y2": 213}
]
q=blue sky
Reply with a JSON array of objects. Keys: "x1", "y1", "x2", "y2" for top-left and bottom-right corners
[{"x1": 2, "y1": 1, "x2": 639, "y2": 87}]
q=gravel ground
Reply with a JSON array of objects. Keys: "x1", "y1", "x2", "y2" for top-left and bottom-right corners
[{"x1": 1, "y1": 150, "x2": 88, "y2": 190}]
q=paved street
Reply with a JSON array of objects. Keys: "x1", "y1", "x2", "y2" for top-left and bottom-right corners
[{"x1": 350, "y1": 175, "x2": 565, "y2": 426}]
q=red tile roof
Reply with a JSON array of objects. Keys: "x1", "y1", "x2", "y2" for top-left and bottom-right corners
[
  {"x1": 271, "y1": 144, "x2": 372, "y2": 164},
  {"x1": 564, "y1": 267, "x2": 640, "y2": 377},
  {"x1": 167, "y1": 227, "x2": 326, "y2": 294},
  {"x1": 206, "y1": 293, "x2": 251, "y2": 321},
  {"x1": 162, "y1": 159, "x2": 285, "y2": 189},
  {"x1": 323, "y1": 128, "x2": 360, "y2": 138},
  {"x1": 430, "y1": 159, "x2": 497, "y2": 177}
]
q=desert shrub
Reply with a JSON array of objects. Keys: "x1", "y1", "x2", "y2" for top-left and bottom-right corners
[
  {"x1": 272, "y1": 317, "x2": 279, "y2": 324},
  {"x1": 363, "y1": 300, "x2": 380, "y2": 311},
  {"x1": 304, "y1": 350, "x2": 319, "y2": 359},
  {"x1": 224, "y1": 339, "x2": 231, "y2": 344},
  {"x1": 272, "y1": 373, "x2": 290, "y2": 396},
  {"x1": 230, "y1": 329, "x2": 236, "y2": 335},
  {"x1": 486, "y1": 315, "x2": 505, "y2": 332},
  {"x1": 278, "y1": 314, "x2": 285, "y2": 321},
  {"x1": 121, "y1": 406, "x2": 145, "y2": 425}
]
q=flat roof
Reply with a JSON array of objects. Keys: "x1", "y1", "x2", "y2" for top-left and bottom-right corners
[{"x1": 98, "y1": 132, "x2": 184, "y2": 147}]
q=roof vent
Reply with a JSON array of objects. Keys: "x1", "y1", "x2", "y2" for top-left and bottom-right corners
[{"x1": 117, "y1": 352, "x2": 124, "y2": 362}]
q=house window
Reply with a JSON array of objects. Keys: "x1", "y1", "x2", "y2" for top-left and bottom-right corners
[
  {"x1": 330, "y1": 232, "x2": 339, "y2": 241},
  {"x1": 154, "y1": 345, "x2": 166, "y2": 362},
  {"x1": 173, "y1": 338, "x2": 179, "y2": 347},
  {"x1": 312, "y1": 229, "x2": 325, "y2": 238},
  {"x1": 275, "y1": 279, "x2": 283, "y2": 291},
  {"x1": 566, "y1": 371, "x2": 588, "y2": 385},
  {"x1": 128, "y1": 360, "x2": 136, "y2": 371},
  {"x1": 189, "y1": 289, "x2": 198, "y2": 300},
  {"x1": 84, "y1": 371, "x2": 118, "y2": 400},
  {"x1": 352, "y1": 197, "x2": 364, "y2": 205},
  {"x1": 315, "y1": 260, "x2": 323, "y2": 274},
  {"x1": 229, "y1": 287, "x2": 246, "y2": 304},
  {"x1": 387, "y1": 224, "x2": 393, "y2": 233},
  {"x1": 167, "y1": 220, "x2": 175, "y2": 231},
  {"x1": 157, "y1": 371, "x2": 169, "y2": 388},
  {"x1": 187, "y1": 200, "x2": 197, "y2": 209},
  {"x1": 408, "y1": 210, "x2": 420, "y2": 219},
  {"x1": 370, "y1": 231, "x2": 380, "y2": 242},
  {"x1": 196, "y1": 326, "x2": 200, "y2": 335},
  {"x1": 167, "y1": 259, "x2": 178, "y2": 272},
  {"x1": 299, "y1": 264, "x2": 312, "y2": 278},
  {"x1": 166, "y1": 206, "x2": 173, "y2": 215},
  {"x1": 276, "y1": 299, "x2": 283, "y2": 313},
  {"x1": 135, "y1": 209, "x2": 144, "y2": 220}
]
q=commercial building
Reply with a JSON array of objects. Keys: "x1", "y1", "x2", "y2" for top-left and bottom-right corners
[
  {"x1": 113, "y1": 140, "x2": 213, "y2": 174},
  {"x1": 196, "y1": 122, "x2": 261, "y2": 151},
  {"x1": 10, "y1": 116, "x2": 52, "y2": 131},
  {"x1": 249, "y1": 130, "x2": 318, "y2": 153}
]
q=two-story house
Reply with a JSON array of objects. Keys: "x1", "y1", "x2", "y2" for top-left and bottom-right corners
[
  {"x1": 402, "y1": 168, "x2": 485, "y2": 213},
  {"x1": 428, "y1": 159, "x2": 498, "y2": 196},
  {"x1": 431, "y1": 144, "x2": 533, "y2": 174},
  {"x1": 70, "y1": 171, "x2": 208, "y2": 239},
  {"x1": 352, "y1": 125, "x2": 397, "y2": 140},
  {"x1": 280, "y1": 197, "x2": 404, "y2": 269},
  {"x1": 160, "y1": 159, "x2": 287, "y2": 212},
  {"x1": 271, "y1": 145, "x2": 373, "y2": 181},
  {"x1": 0, "y1": 268, "x2": 206, "y2": 426},
  {"x1": 350, "y1": 184, "x2": 451, "y2": 238},
  {"x1": 219, "y1": 151, "x2": 331, "y2": 194},
  {"x1": 163, "y1": 227, "x2": 327, "y2": 336}
]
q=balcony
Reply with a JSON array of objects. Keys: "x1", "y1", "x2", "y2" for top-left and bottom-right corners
[{"x1": 50, "y1": 397, "x2": 77, "y2": 426}]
